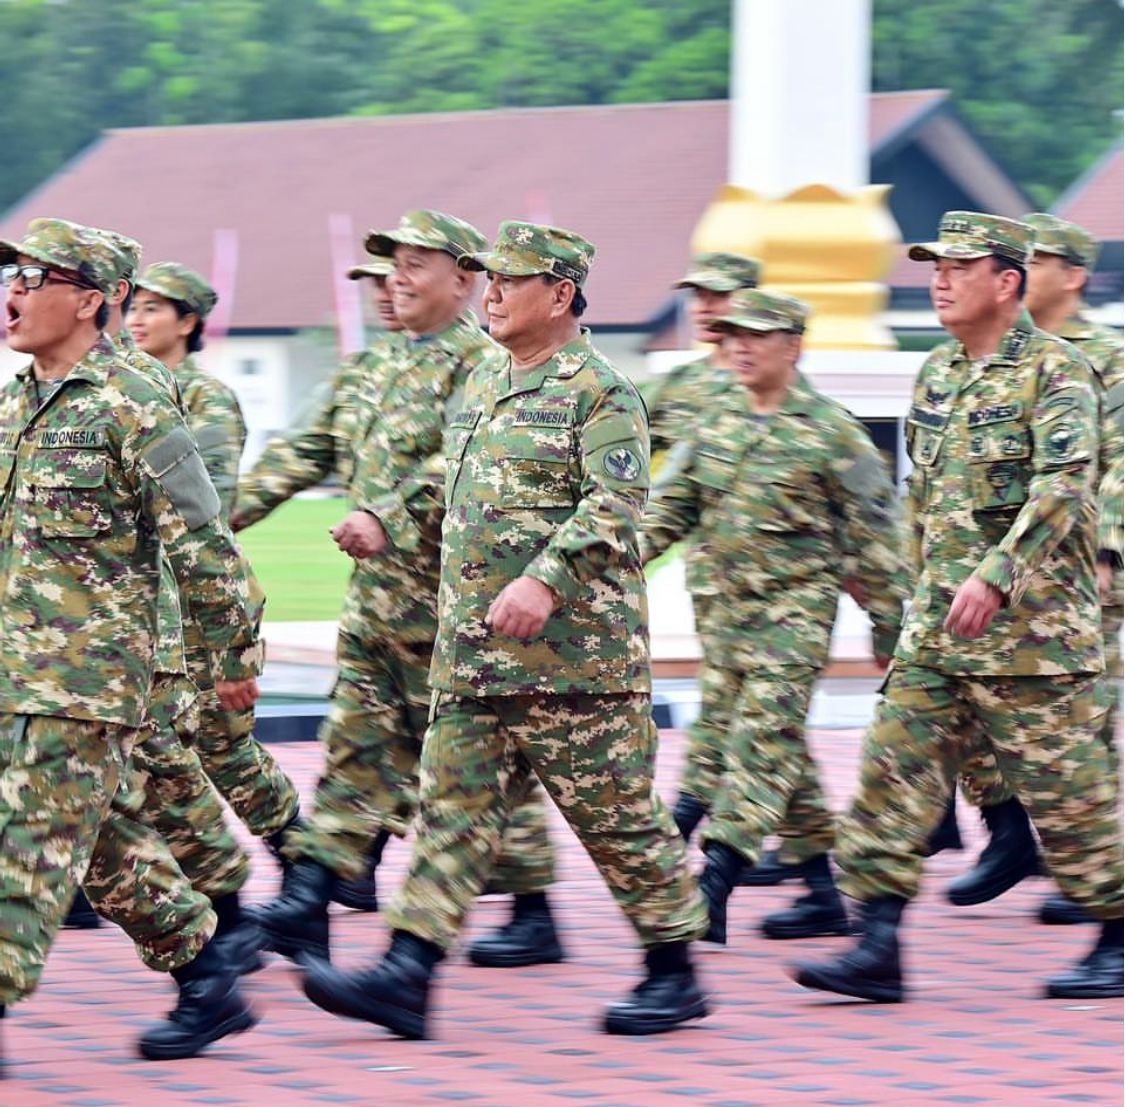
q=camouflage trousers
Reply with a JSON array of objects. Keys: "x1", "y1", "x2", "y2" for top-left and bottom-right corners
[
  {"x1": 700, "y1": 666, "x2": 836, "y2": 866},
  {"x1": 957, "y1": 601, "x2": 1123, "y2": 809},
  {"x1": 0, "y1": 713, "x2": 211, "y2": 1002},
  {"x1": 836, "y1": 664, "x2": 1124, "y2": 918},
  {"x1": 189, "y1": 685, "x2": 300, "y2": 839},
  {"x1": 387, "y1": 691, "x2": 708, "y2": 951},
  {"x1": 290, "y1": 629, "x2": 555, "y2": 889}
]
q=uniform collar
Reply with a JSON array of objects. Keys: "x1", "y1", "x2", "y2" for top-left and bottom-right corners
[
  {"x1": 15, "y1": 333, "x2": 118, "y2": 388},
  {"x1": 499, "y1": 328, "x2": 595, "y2": 399},
  {"x1": 1057, "y1": 311, "x2": 1096, "y2": 342}
]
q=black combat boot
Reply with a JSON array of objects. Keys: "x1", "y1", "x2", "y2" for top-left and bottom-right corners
[
  {"x1": 946, "y1": 797, "x2": 1039, "y2": 906},
  {"x1": 61, "y1": 889, "x2": 102, "y2": 929},
  {"x1": 1045, "y1": 918, "x2": 1124, "y2": 999},
  {"x1": 254, "y1": 860, "x2": 333, "y2": 962},
  {"x1": 792, "y1": 896, "x2": 906, "y2": 1003},
  {"x1": 137, "y1": 938, "x2": 257, "y2": 1060},
  {"x1": 468, "y1": 892, "x2": 566, "y2": 967},
  {"x1": 737, "y1": 847, "x2": 803, "y2": 887},
  {"x1": 330, "y1": 828, "x2": 391, "y2": 912},
  {"x1": 302, "y1": 929, "x2": 444, "y2": 1039},
  {"x1": 698, "y1": 841, "x2": 746, "y2": 945},
  {"x1": 922, "y1": 793, "x2": 963, "y2": 856},
  {"x1": 760, "y1": 853, "x2": 852, "y2": 939},
  {"x1": 603, "y1": 941, "x2": 709, "y2": 1035},
  {"x1": 1039, "y1": 892, "x2": 1094, "y2": 926},
  {"x1": 671, "y1": 793, "x2": 709, "y2": 844},
  {"x1": 211, "y1": 891, "x2": 264, "y2": 976}
]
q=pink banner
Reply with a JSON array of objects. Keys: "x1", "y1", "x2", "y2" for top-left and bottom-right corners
[{"x1": 329, "y1": 213, "x2": 365, "y2": 356}]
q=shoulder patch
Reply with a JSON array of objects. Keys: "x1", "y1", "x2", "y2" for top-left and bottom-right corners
[{"x1": 603, "y1": 446, "x2": 642, "y2": 482}]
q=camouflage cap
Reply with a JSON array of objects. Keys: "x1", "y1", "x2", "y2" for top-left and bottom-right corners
[
  {"x1": 715, "y1": 288, "x2": 810, "y2": 334},
  {"x1": 0, "y1": 217, "x2": 119, "y2": 294},
  {"x1": 908, "y1": 211, "x2": 1032, "y2": 267},
  {"x1": 135, "y1": 262, "x2": 218, "y2": 318},
  {"x1": 460, "y1": 221, "x2": 595, "y2": 287},
  {"x1": 365, "y1": 209, "x2": 487, "y2": 262},
  {"x1": 673, "y1": 251, "x2": 761, "y2": 292},
  {"x1": 90, "y1": 227, "x2": 142, "y2": 286},
  {"x1": 347, "y1": 258, "x2": 395, "y2": 281},
  {"x1": 1022, "y1": 212, "x2": 1100, "y2": 269}
]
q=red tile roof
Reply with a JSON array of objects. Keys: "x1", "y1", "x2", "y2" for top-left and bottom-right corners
[
  {"x1": 0, "y1": 92, "x2": 1017, "y2": 329},
  {"x1": 1054, "y1": 142, "x2": 1123, "y2": 240}
]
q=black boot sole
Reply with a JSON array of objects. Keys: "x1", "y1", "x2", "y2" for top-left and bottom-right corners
[
  {"x1": 737, "y1": 865, "x2": 802, "y2": 887},
  {"x1": 302, "y1": 961, "x2": 426, "y2": 1039},
  {"x1": 331, "y1": 884, "x2": 379, "y2": 912},
  {"x1": 793, "y1": 963, "x2": 903, "y2": 1003},
  {"x1": 1039, "y1": 902, "x2": 1094, "y2": 926},
  {"x1": 1045, "y1": 979, "x2": 1124, "y2": 999},
  {"x1": 138, "y1": 1005, "x2": 258, "y2": 1061},
  {"x1": 60, "y1": 913, "x2": 103, "y2": 930},
  {"x1": 603, "y1": 996, "x2": 709, "y2": 1035},
  {"x1": 947, "y1": 860, "x2": 1040, "y2": 906},
  {"x1": 467, "y1": 941, "x2": 565, "y2": 968},
  {"x1": 259, "y1": 922, "x2": 329, "y2": 964},
  {"x1": 761, "y1": 916, "x2": 853, "y2": 940}
]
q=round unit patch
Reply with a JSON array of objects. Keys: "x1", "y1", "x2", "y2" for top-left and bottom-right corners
[{"x1": 604, "y1": 446, "x2": 641, "y2": 482}]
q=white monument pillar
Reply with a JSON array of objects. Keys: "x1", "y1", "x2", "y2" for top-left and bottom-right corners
[{"x1": 729, "y1": 0, "x2": 871, "y2": 195}]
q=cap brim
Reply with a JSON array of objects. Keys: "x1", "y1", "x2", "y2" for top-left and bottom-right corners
[
  {"x1": 347, "y1": 263, "x2": 393, "y2": 280},
  {"x1": 714, "y1": 315, "x2": 794, "y2": 334},
  {"x1": 672, "y1": 273, "x2": 742, "y2": 292},
  {"x1": 367, "y1": 228, "x2": 459, "y2": 258},
  {"x1": 462, "y1": 251, "x2": 546, "y2": 277},
  {"x1": 908, "y1": 242, "x2": 993, "y2": 262}
]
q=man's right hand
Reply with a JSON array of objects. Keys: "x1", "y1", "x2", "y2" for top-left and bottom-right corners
[{"x1": 331, "y1": 510, "x2": 388, "y2": 559}]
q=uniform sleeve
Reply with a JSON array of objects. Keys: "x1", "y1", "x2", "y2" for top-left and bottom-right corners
[
  {"x1": 975, "y1": 353, "x2": 1099, "y2": 605},
  {"x1": 825, "y1": 415, "x2": 908, "y2": 657},
  {"x1": 128, "y1": 400, "x2": 264, "y2": 683},
  {"x1": 185, "y1": 377, "x2": 247, "y2": 525},
  {"x1": 364, "y1": 451, "x2": 448, "y2": 555},
  {"x1": 639, "y1": 438, "x2": 701, "y2": 563},
  {"x1": 232, "y1": 359, "x2": 354, "y2": 528},
  {"x1": 524, "y1": 385, "x2": 649, "y2": 603},
  {"x1": 1097, "y1": 355, "x2": 1123, "y2": 559}
]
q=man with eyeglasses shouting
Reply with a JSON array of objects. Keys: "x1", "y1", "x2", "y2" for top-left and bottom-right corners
[{"x1": 0, "y1": 218, "x2": 265, "y2": 1061}]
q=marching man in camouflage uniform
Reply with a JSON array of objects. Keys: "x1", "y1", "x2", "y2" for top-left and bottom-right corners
[
  {"x1": 646, "y1": 253, "x2": 769, "y2": 851},
  {"x1": 128, "y1": 263, "x2": 303, "y2": 859},
  {"x1": 238, "y1": 212, "x2": 560, "y2": 964},
  {"x1": 0, "y1": 218, "x2": 264, "y2": 1057},
  {"x1": 793, "y1": 212, "x2": 1124, "y2": 1004},
  {"x1": 642, "y1": 289, "x2": 906, "y2": 944},
  {"x1": 301, "y1": 221, "x2": 710, "y2": 1039},
  {"x1": 946, "y1": 213, "x2": 1124, "y2": 925}
]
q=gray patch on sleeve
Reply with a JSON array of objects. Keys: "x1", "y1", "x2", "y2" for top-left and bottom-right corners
[
  {"x1": 143, "y1": 427, "x2": 221, "y2": 530},
  {"x1": 839, "y1": 451, "x2": 886, "y2": 497},
  {"x1": 1105, "y1": 380, "x2": 1124, "y2": 417},
  {"x1": 192, "y1": 424, "x2": 229, "y2": 450}
]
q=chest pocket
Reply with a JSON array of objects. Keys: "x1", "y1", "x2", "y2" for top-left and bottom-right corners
[
  {"x1": 965, "y1": 407, "x2": 1031, "y2": 512},
  {"x1": 907, "y1": 405, "x2": 950, "y2": 469},
  {"x1": 693, "y1": 447, "x2": 738, "y2": 494},
  {"x1": 25, "y1": 450, "x2": 111, "y2": 538},
  {"x1": 499, "y1": 429, "x2": 574, "y2": 510}
]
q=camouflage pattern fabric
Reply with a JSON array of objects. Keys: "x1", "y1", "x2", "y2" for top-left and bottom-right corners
[
  {"x1": 0, "y1": 335, "x2": 264, "y2": 727},
  {"x1": 382, "y1": 323, "x2": 704, "y2": 949},
  {"x1": 701, "y1": 668, "x2": 836, "y2": 865},
  {"x1": 175, "y1": 351, "x2": 300, "y2": 838},
  {"x1": 836, "y1": 665, "x2": 1123, "y2": 917},
  {"x1": 959, "y1": 314, "x2": 1124, "y2": 805},
  {"x1": 386, "y1": 692, "x2": 706, "y2": 950},
  {"x1": 642, "y1": 371, "x2": 906, "y2": 671},
  {"x1": 0, "y1": 217, "x2": 122, "y2": 293},
  {"x1": 0, "y1": 714, "x2": 135, "y2": 1002},
  {"x1": 135, "y1": 262, "x2": 218, "y2": 319},
  {"x1": 460, "y1": 220, "x2": 593, "y2": 285},
  {"x1": 896, "y1": 321, "x2": 1102, "y2": 676},
  {"x1": 379, "y1": 330, "x2": 652, "y2": 696},
  {"x1": 641, "y1": 370, "x2": 904, "y2": 863}
]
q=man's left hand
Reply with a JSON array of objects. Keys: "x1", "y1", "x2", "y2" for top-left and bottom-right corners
[
  {"x1": 944, "y1": 576, "x2": 1004, "y2": 639},
  {"x1": 331, "y1": 511, "x2": 387, "y2": 559},
  {"x1": 215, "y1": 677, "x2": 260, "y2": 711},
  {"x1": 487, "y1": 576, "x2": 557, "y2": 639}
]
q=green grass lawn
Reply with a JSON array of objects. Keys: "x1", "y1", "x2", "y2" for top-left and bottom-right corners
[
  {"x1": 236, "y1": 496, "x2": 354, "y2": 621},
  {"x1": 237, "y1": 495, "x2": 683, "y2": 622}
]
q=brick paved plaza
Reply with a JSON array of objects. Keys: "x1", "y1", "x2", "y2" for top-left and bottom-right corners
[{"x1": 4, "y1": 726, "x2": 1122, "y2": 1106}]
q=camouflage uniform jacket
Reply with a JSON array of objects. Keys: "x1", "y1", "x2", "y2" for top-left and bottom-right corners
[
  {"x1": 1058, "y1": 313, "x2": 1123, "y2": 568},
  {"x1": 113, "y1": 328, "x2": 188, "y2": 679},
  {"x1": 897, "y1": 320, "x2": 1102, "y2": 676},
  {"x1": 0, "y1": 336, "x2": 264, "y2": 726},
  {"x1": 647, "y1": 352, "x2": 734, "y2": 616},
  {"x1": 174, "y1": 354, "x2": 246, "y2": 524},
  {"x1": 641, "y1": 371, "x2": 907, "y2": 669},
  {"x1": 378, "y1": 329, "x2": 651, "y2": 695}
]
